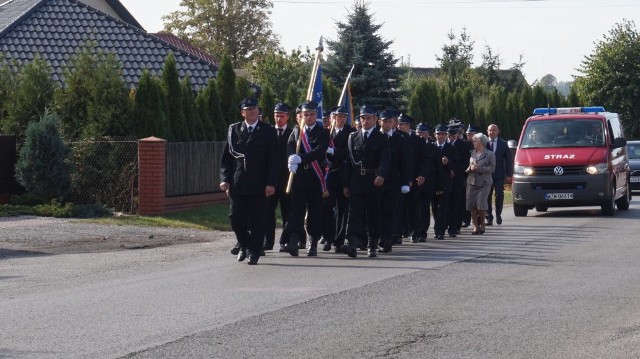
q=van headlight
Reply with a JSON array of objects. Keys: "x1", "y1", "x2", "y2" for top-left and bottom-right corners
[
  {"x1": 514, "y1": 165, "x2": 535, "y2": 176},
  {"x1": 586, "y1": 163, "x2": 609, "y2": 174}
]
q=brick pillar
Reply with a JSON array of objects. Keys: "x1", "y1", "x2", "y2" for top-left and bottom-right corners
[{"x1": 138, "y1": 137, "x2": 167, "y2": 215}]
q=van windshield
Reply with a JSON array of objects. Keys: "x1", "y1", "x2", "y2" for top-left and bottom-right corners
[{"x1": 521, "y1": 119, "x2": 605, "y2": 148}]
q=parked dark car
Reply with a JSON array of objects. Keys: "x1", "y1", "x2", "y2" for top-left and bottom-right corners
[{"x1": 628, "y1": 140, "x2": 640, "y2": 192}]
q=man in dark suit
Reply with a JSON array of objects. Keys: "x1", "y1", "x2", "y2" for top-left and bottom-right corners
[
  {"x1": 377, "y1": 110, "x2": 410, "y2": 253},
  {"x1": 265, "y1": 102, "x2": 293, "y2": 252},
  {"x1": 283, "y1": 101, "x2": 330, "y2": 257},
  {"x1": 486, "y1": 123, "x2": 513, "y2": 225},
  {"x1": 447, "y1": 123, "x2": 469, "y2": 237},
  {"x1": 397, "y1": 114, "x2": 421, "y2": 243},
  {"x1": 432, "y1": 124, "x2": 459, "y2": 240},
  {"x1": 413, "y1": 122, "x2": 442, "y2": 242},
  {"x1": 341, "y1": 105, "x2": 390, "y2": 258},
  {"x1": 321, "y1": 106, "x2": 354, "y2": 252},
  {"x1": 220, "y1": 97, "x2": 278, "y2": 265}
]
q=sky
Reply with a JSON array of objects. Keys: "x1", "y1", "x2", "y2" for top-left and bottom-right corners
[{"x1": 119, "y1": 0, "x2": 640, "y2": 84}]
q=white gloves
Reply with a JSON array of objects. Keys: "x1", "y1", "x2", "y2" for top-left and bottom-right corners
[
  {"x1": 401, "y1": 185, "x2": 410, "y2": 194},
  {"x1": 326, "y1": 147, "x2": 334, "y2": 155},
  {"x1": 288, "y1": 163, "x2": 298, "y2": 173},
  {"x1": 288, "y1": 154, "x2": 301, "y2": 165}
]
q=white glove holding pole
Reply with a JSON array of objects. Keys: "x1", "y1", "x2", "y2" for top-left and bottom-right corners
[
  {"x1": 401, "y1": 185, "x2": 410, "y2": 194},
  {"x1": 288, "y1": 163, "x2": 298, "y2": 173},
  {"x1": 288, "y1": 154, "x2": 301, "y2": 165},
  {"x1": 326, "y1": 147, "x2": 334, "y2": 155}
]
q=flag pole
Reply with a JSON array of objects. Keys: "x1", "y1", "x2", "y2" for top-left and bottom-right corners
[
  {"x1": 286, "y1": 37, "x2": 323, "y2": 194},
  {"x1": 338, "y1": 64, "x2": 355, "y2": 106}
]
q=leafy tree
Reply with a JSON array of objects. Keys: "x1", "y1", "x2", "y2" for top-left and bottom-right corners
[
  {"x1": 436, "y1": 27, "x2": 475, "y2": 92},
  {"x1": 0, "y1": 57, "x2": 15, "y2": 124},
  {"x1": 199, "y1": 78, "x2": 225, "y2": 140},
  {"x1": 478, "y1": 43, "x2": 501, "y2": 87},
  {"x1": 131, "y1": 69, "x2": 171, "y2": 139},
  {"x1": 539, "y1": 74, "x2": 558, "y2": 93},
  {"x1": 532, "y1": 85, "x2": 547, "y2": 108},
  {"x1": 566, "y1": 83, "x2": 581, "y2": 107},
  {"x1": 162, "y1": 0, "x2": 279, "y2": 67},
  {"x1": 408, "y1": 79, "x2": 440, "y2": 124},
  {"x1": 322, "y1": 76, "x2": 341, "y2": 111},
  {"x1": 576, "y1": 19, "x2": 640, "y2": 137},
  {"x1": 217, "y1": 55, "x2": 238, "y2": 128},
  {"x1": 4, "y1": 56, "x2": 55, "y2": 143},
  {"x1": 182, "y1": 76, "x2": 202, "y2": 141},
  {"x1": 248, "y1": 48, "x2": 311, "y2": 101},
  {"x1": 285, "y1": 83, "x2": 303, "y2": 124},
  {"x1": 161, "y1": 52, "x2": 188, "y2": 141},
  {"x1": 54, "y1": 43, "x2": 129, "y2": 141},
  {"x1": 324, "y1": 0, "x2": 404, "y2": 110},
  {"x1": 258, "y1": 85, "x2": 276, "y2": 124},
  {"x1": 15, "y1": 109, "x2": 71, "y2": 202}
]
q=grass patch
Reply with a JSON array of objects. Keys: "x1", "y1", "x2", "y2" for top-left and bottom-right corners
[{"x1": 87, "y1": 203, "x2": 231, "y2": 231}]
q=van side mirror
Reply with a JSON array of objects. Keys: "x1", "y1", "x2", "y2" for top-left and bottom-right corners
[{"x1": 612, "y1": 137, "x2": 627, "y2": 148}]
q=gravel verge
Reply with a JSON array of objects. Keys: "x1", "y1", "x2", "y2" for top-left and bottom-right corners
[{"x1": 0, "y1": 216, "x2": 235, "y2": 257}]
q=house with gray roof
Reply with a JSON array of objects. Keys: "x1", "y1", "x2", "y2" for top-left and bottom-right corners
[{"x1": 0, "y1": 0, "x2": 218, "y2": 90}]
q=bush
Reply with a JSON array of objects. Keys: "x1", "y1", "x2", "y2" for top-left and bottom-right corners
[{"x1": 32, "y1": 201, "x2": 113, "y2": 218}]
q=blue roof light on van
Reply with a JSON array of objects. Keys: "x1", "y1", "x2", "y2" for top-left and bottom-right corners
[{"x1": 532, "y1": 106, "x2": 605, "y2": 115}]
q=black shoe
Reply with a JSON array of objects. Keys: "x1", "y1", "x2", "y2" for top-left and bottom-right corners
[
  {"x1": 299, "y1": 239, "x2": 306, "y2": 250},
  {"x1": 448, "y1": 232, "x2": 457, "y2": 238},
  {"x1": 367, "y1": 248, "x2": 377, "y2": 257},
  {"x1": 230, "y1": 243, "x2": 241, "y2": 255},
  {"x1": 237, "y1": 250, "x2": 247, "y2": 262},
  {"x1": 378, "y1": 243, "x2": 392, "y2": 253},
  {"x1": 260, "y1": 250, "x2": 265, "y2": 256},
  {"x1": 340, "y1": 245, "x2": 357, "y2": 258},
  {"x1": 320, "y1": 238, "x2": 326, "y2": 244},
  {"x1": 496, "y1": 215, "x2": 502, "y2": 225},
  {"x1": 461, "y1": 222, "x2": 470, "y2": 228},
  {"x1": 322, "y1": 242, "x2": 332, "y2": 251},
  {"x1": 307, "y1": 247, "x2": 317, "y2": 257},
  {"x1": 279, "y1": 244, "x2": 289, "y2": 253},
  {"x1": 411, "y1": 237, "x2": 419, "y2": 243},
  {"x1": 334, "y1": 246, "x2": 343, "y2": 254},
  {"x1": 486, "y1": 220, "x2": 493, "y2": 226},
  {"x1": 248, "y1": 254, "x2": 259, "y2": 265},
  {"x1": 435, "y1": 234, "x2": 445, "y2": 240},
  {"x1": 418, "y1": 237, "x2": 427, "y2": 243},
  {"x1": 289, "y1": 241, "x2": 299, "y2": 257}
]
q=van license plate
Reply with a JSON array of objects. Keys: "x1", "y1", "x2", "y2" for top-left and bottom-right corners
[
  {"x1": 631, "y1": 176, "x2": 640, "y2": 183},
  {"x1": 545, "y1": 193, "x2": 574, "y2": 200}
]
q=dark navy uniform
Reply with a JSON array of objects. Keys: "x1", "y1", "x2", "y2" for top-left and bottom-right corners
[
  {"x1": 413, "y1": 124, "x2": 443, "y2": 241},
  {"x1": 378, "y1": 110, "x2": 411, "y2": 252},
  {"x1": 448, "y1": 125, "x2": 471, "y2": 236},
  {"x1": 342, "y1": 106, "x2": 390, "y2": 258},
  {"x1": 282, "y1": 101, "x2": 330, "y2": 256},
  {"x1": 432, "y1": 124, "x2": 459, "y2": 240},
  {"x1": 321, "y1": 106, "x2": 354, "y2": 252},
  {"x1": 265, "y1": 103, "x2": 293, "y2": 251},
  {"x1": 220, "y1": 98, "x2": 278, "y2": 264}
]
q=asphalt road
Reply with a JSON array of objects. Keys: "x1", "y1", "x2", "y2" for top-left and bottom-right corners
[{"x1": 2, "y1": 203, "x2": 640, "y2": 359}]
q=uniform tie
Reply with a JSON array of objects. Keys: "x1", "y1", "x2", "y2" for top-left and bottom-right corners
[
  {"x1": 364, "y1": 131, "x2": 369, "y2": 141},
  {"x1": 278, "y1": 128, "x2": 283, "y2": 137},
  {"x1": 248, "y1": 126, "x2": 253, "y2": 135}
]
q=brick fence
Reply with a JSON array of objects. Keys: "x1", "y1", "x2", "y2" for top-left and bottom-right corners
[{"x1": 138, "y1": 137, "x2": 227, "y2": 216}]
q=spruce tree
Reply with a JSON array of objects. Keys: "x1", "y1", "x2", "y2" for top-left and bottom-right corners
[
  {"x1": 324, "y1": 0, "x2": 404, "y2": 110},
  {"x1": 6, "y1": 56, "x2": 55, "y2": 143},
  {"x1": 182, "y1": 76, "x2": 200, "y2": 141},
  {"x1": 258, "y1": 85, "x2": 276, "y2": 124},
  {"x1": 15, "y1": 109, "x2": 71, "y2": 202},
  {"x1": 162, "y1": 52, "x2": 188, "y2": 141},
  {"x1": 217, "y1": 55, "x2": 238, "y2": 128},
  {"x1": 132, "y1": 70, "x2": 169, "y2": 139},
  {"x1": 201, "y1": 78, "x2": 225, "y2": 140}
]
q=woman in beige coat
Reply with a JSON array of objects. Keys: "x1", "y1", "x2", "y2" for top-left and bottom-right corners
[{"x1": 465, "y1": 133, "x2": 496, "y2": 234}]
